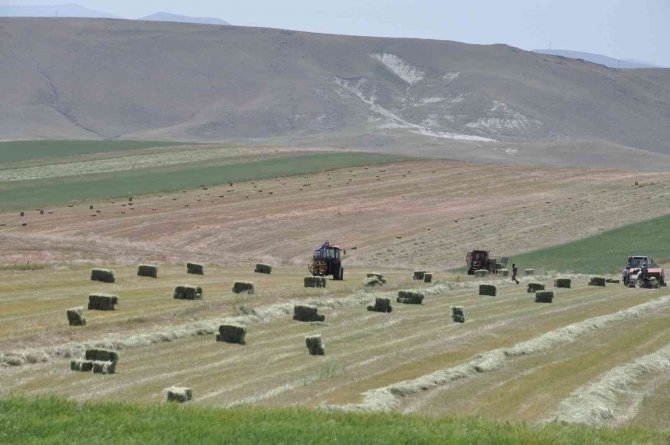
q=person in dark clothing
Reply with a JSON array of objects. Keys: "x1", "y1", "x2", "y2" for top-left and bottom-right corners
[{"x1": 511, "y1": 263, "x2": 519, "y2": 284}]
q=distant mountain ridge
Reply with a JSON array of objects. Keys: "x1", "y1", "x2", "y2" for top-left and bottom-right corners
[
  {"x1": 534, "y1": 49, "x2": 659, "y2": 69},
  {"x1": 138, "y1": 12, "x2": 228, "y2": 26}
]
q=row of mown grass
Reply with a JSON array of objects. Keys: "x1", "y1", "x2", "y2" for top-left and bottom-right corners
[
  {"x1": 510, "y1": 213, "x2": 670, "y2": 274},
  {"x1": 0, "y1": 397, "x2": 666, "y2": 445},
  {"x1": 0, "y1": 152, "x2": 403, "y2": 210}
]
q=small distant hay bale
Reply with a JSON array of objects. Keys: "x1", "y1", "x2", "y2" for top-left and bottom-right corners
[
  {"x1": 397, "y1": 290, "x2": 424, "y2": 304},
  {"x1": 216, "y1": 324, "x2": 246, "y2": 344},
  {"x1": 605, "y1": 278, "x2": 620, "y2": 284},
  {"x1": 90, "y1": 268, "x2": 115, "y2": 283},
  {"x1": 527, "y1": 282, "x2": 545, "y2": 293},
  {"x1": 451, "y1": 306, "x2": 465, "y2": 323},
  {"x1": 497, "y1": 268, "x2": 509, "y2": 277},
  {"x1": 66, "y1": 307, "x2": 86, "y2": 326},
  {"x1": 70, "y1": 359, "x2": 94, "y2": 372},
  {"x1": 304, "y1": 276, "x2": 326, "y2": 288},
  {"x1": 92, "y1": 360, "x2": 117, "y2": 374},
  {"x1": 173, "y1": 285, "x2": 203, "y2": 300},
  {"x1": 232, "y1": 281, "x2": 255, "y2": 294},
  {"x1": 588, "y1": 277, "x2": 606, "y2": 287},
  {"x1": 186, "y1": 262, "x2": 204, "y2": 275},
  {"x1": 363, "y1": 276, "x2": 385, "y2": 287},
  {"x1": 85, "y1": 349, "x2": 119, "y2": 362},
  {"x1": 479, "y1": 284, "x2": 497, "y2": 297},
  {"x1": 305, "y1": 334, "x2": 325, "y2": 355},
  {"x1": 554, "y1": 278, "x2": 571, "y2": 288},
  {"x1": 254, "y1": 263, "x2": 272, "y2": 274},
  {"x1": 535, "y1": 291, "x2": 554, "y2": 303},
  {"x1": 423, "y1": 273, "x2": 433, "y2": 283},
  {"x1": 413, "y1": 270, "x2": 427, "y2": 280},
  {"x1": 474, "y1": 269, "x2": 489, "y2": 277},
  {"x1": 366, "y1": 272, "x2": 385, "y2": 281},
  {"x1": 166, "y1": 387, "x2": 192, "y2": 403},
  {"x1": 137, "y1": 264, "x2": 158, "y2": 278},
  {"x1": 524, "y1": 269, "x2": 535, "y2": 276},
  {"x1": 20, "y1": 211, "x2": 24, "y2": 217},
  {"x1": 88, "y1": 293, "x2": 118, "y2": 310},
  {"x1": 367, "y1": 297, "x2": 392, "y2": 313},
  {"x1": 293, "y1": 304, "x2": 325, "y2": 322}
]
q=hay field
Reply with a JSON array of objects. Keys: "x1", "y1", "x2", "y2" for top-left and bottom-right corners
[
  {"x1": 1, "y1": 159, "x2": 669, "y2": 270},
  {"x1": 1, "y1": 265, "x2": 669, "y2": 431}
]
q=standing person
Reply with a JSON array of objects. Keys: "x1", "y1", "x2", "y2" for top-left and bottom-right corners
[{"x1": 511, "y1": 263, "x2": 519, "y2": 284}]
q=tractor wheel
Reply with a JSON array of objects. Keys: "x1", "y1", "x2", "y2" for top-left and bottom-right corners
[
  {"x1": 339, "y1": 267, "x2": 344, "y2": 281},
  {"x1": 332, "y1": 265, "x2": 343, "y2": 281}
]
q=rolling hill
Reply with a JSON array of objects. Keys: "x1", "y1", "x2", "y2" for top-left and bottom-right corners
[{"x1": 1, "y1": 18, "x2": 670, "y2": 163}]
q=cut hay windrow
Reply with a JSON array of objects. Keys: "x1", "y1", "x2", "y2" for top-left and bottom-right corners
[
  {"x1": 397, "y1": 290, "x2": 424, "y2": 305},
  {"x1": 304, "y1": 276, "x2": 326, "y2": 288},
  {"x1": 66, "y1": 307, "x2": 86, "y2": 326},
  {"x1": 554, "y1": 278, "x2": 571, "y2": 288},
  {"x1": 367, "y1": 297, "x2": 392, "y2": 313},
  {"x1": 254, "y1": 263, "x2": 272, "y2": 274},
  {"x1": 306, "y1": 334, "x2": 325, "y2": 355},
  {"x1": 293, "y1": 304, "x2": 325, "y2": 322},
  {"x1": 451, "y1": 306, "x2": 465, "y2": 323},
  {"x1": 216, "y1": 324, "x2": 246, "y2": 344},
  {"x1": 535, "y1": 291, "x2": 554, "y2": 303},
  {"x1": 87, "y1": 293, "x2": 118, "y2": 311},
  {"x1": 232, "y1": 281, "x2": 255, "y2": 294},
  {"x1": 527, "y1": 282, "x2": 545, "y2": 293},
  {"x1": 186, "y1": 262, "x2": 204, "y2": 275},
  {"x1": 588, "y1": 277, "x2": 606, "y2": 287},
  {"x1": 137, "y1": 264, "x2": 158, "y2": 278},
  {"x1": 166, "y1": 386, "x2": 192, "y2": 403},
  {"x1": 479, "y1": 284, "x2": 496, "y2": 297},
  {"x1": 173, "y1": 285, "x2": 203, "y2": 300},
  {"x1": 325, "y1": 294, "x2": 670, "y2": 413},
  {"x1": 90, "y1": 268, "x2": 115, "y2": 283},
  {"x1": 549, "y1": 342, "x2": 670, "y2": 426}
]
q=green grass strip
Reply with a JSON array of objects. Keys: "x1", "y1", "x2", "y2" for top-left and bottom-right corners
[
  {"x1": 0, "y1": 140, "x2": 186, "y2": 163},
  {"x1": 0, "y1": 152, "x2": 403, "y2": 210},
  {"x1": 511, "y1": 213, "x2": 670, "y2": 274},
  {"x1": 0, "y1": 397, "x2": 666, "y2": 445}
]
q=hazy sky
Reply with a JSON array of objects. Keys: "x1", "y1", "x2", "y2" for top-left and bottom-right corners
[{"x1": 5, "y1": 0, "x2": 670, "y2": 66}]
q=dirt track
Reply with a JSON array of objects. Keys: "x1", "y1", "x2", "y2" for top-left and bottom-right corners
[{"x1": 1, "y1": 160, "x2": 669, "y2": 269}]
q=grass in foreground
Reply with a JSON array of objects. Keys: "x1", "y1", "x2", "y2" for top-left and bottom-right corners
[
  {"x1": 0, "y1": 152, "x2": 402, "y2": 210},
  {"x1": 0, "y1": 397, "x2": 667, "y2": 445},
  {"x1": 510, "y1": 213, "x2": 670, "y2": 274}
]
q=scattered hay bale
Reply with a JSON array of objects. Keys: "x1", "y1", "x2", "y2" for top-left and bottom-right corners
[
  {"x1": 524, "y1": 269, "x2": 535, "y2": 276},
  {"x1": 605, "y1": 278, "x2": 620, "y2": 284},
  {"x1": 232, "y1": 281, "x2": 254, "y2": 294},
  {"x1": 137, "y1": 264, "x2": 158, "y2": 278},
  {"x1": 293, "y1": 304, "x2": 325, "y2": 322},
  {"x1": 186, "y1": 262, "x2": 204, "y2": 275},
  {"x1": 90, "y1": 268, "x2": 115, "y2": 283},
  {"x1": 166, "y1": 387, "x2": 192, "y2": 403},
  {"x1": 254, "y1": 263, "x2": 272, "y2": 274},
  {"x1": 535, "y1": 291, "x2": 554, "y2": 303},
  {"x1": 527, "y1": 282, "x2": 545, "y2": 293},
  {"x1": 397, "y1": 290, "x2": 424, "y2": 304},
  {"x1": 70, "y1": 359, "x2": 93, "y2": 372},
  {"x1": 173, "y1": 285, "x2": 203, "y2": 300},
  {"x1": 216, "y1": 324, "x2": 246, "y2": 344},
  {"x1": 92, "y1": 360, "x2": 117, "y2": 374},
  {"x1": 423, "y1": 273, "x2": 433, "y2": 283},
  {"x1": 367, "y1": 297, "x2": 392, "y2": 313},
  {"x1": 366, "y1": 272, "x2": 385, "y2": 281},
  {"x1": 474, "y1": 269, "x2": 489, "y2": 277},
  {"x1": 66, "y1": 307, "x2": 86, "y2": 326},
  {"x1": 85, "y1": 349, "x2": 119, "y2": 363},
  {"x1": 304, "y1": 276, "x2": 326, "y2": 288},
  {"x1": 479, "y1": 284, "x2": 497, "y2": 297},
  {"x1": 451, "y1": 306, "x2": 465, "y2": 323},
  {"x1": 497, "y1": 268, "x2": 509, "y2": 277},
  {"x1": 363, "y1": 276, "x2": 385, "y2": 287},
  {"x1": 19, "y1": 211, "x2": 24, "y2": 217},
  {"x1": 554, "y1": 278, "x2": 571, "y2": 288},
  {"x1": 413, "y1": 270, "x2": 427, "y2": 280},
  {"x1": 88, "y1": 293, "x2": 118, "y2": 310},
  {"x1": 588, "y1": 277, "x2": 606, "y2": 287},
  {"x1": 305, "y1": 334, "x2": 325, "y2": 355}
]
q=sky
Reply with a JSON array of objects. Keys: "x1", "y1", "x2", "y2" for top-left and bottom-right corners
[{"x1": 4, "y1": 0, "x2": 670, "y2": 66}]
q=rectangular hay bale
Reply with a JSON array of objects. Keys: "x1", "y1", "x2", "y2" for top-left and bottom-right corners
[
  {"x1": 66, "y1": 307, "x2": 86, "y2": 326},
  {"x1": 173, "y1": 285, "x2": 203, "y2": 300},
  {"x1": 217, "y1": 324, "x2": 247, "y2": 344},
  {"x1": 305, "y1": 334, "x2": 325, "y2": 355},
  {"x1": 535, "y1": 291, "x2": 554, "y2": 303},
  {"x1": 304, "y1": 276, "x2": 326, "y2": 288},
  {"x1": 413, "y1": 270, "x2": 426, "y2": 280},
  {"x1": 166, "y1": 386, "x2": 192, "y2": 403},
  {"x1": 423, "y1": 273, "x2": 433, "y2": 283},
  {"x1": 254, "y1": 263, "x2": 272, "y2": 274},
  {"x1": 397, "y1": 290, "x2": 424, "y2": 304},
  {"x1": 554, "y1": 278, "x2": 571, "y2": 288},
  {"x1": 232, "y1": 281, "x2": 255, "y2": 294},
  {"x1": 451, "y1": 306, "x2": 465, "y2": 323},
  {"x1": 90, "y1": 268, "x2": 115, "y2": 283},
  {"x1": 527, "y1": 282, "x2": 545, "y2": 293},
  {"x1": 137, "y1": 264, "x2": 158, "y2": 278},
  {"x1": 588, "y1": 277, "x2": 606, "y2": 287},
  {"x1": 497, "y1": 268, "x2": 509, "y2": 277},
  {"x1": 186, "y1": 262, "x2": 204, "y2": 275},
  {"x1": 474, "y1": 269, "x2": 489, "y2": 277},
  {"x1": 85, "y1": 349, "x2": 119, "y2": 363},
  {"x1": 293, "y1": 304, "x2": 325, "y2": 322},
  {"x1": 479, "y1": 284, "x2": 497, "y2": 297},
  {"x1": 87, "y1": 293, "x2": 118, "y2": 310},
  {"x1": 367, "y1": 297, "x2": 392, "y2": 313}
]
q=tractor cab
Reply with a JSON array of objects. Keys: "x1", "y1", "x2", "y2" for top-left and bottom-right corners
[
  {"x1": 466, "y1": 250, "x2": 508, "y2": 275},
  {"x1": 308, "y1": 241, "x2": 344, "y2": 280}
]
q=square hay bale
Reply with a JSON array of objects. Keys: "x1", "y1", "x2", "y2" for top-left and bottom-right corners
[
  {"x1": 70, "y1": 359, "x2": 93, "y2": 372},
  {"x1": 166, "y1": 386, "x2": 192, "y2": 403},
  {"x1": 186, "y1": 262, "x2": 204, "y2": 275},
  {"x1": 366, "y1": 272, "x2": 385, "y2": 281},
  {"x1": 173, "y1": 285, "x2": 203, "y2": 300},
  {"x1": 87, "y1": 293, "x2": 118, "y2": 310},
  {"x1": 304, "y1": 276, "x2": 327, "y2": 288},
  {"x1": 137, "y1": 264, "x2": 158, "y2": 278},
  {"x1": 254, "y1": 263, "x2": 272, "y2": 274},
  {"x1": 85, "y1": 349, "x2": 119, "y2": 363},
  {"x1": 293, "y1": 304, "x2": 325, "y2": 322},
  {"x1": 451, "y1": 306, "x2": 465, "y2": 323},
  {"x1": 479, "y1": 284, "x2": 497, "y2": 297},
  {"x1": 397, "y1": 290, "x2": 424, "y2": 304},
  {"x1": 554, "y1": 278, "x2": 572, "y2": 288},
  {"x1": 535, "y1": 291, "x2": 554, "y2": 303},
  {"x1": 527, "y1": 282, "x2": 545, "y2": 293},
  {"x1": 232, "y1": 281, "x2": 255, "y2": 294},
  {"x1": 413, "y1": 270, "x2": 427, "y2": 280},
  {"x1": 497, "y1": 268, "x2": 509, "y2": 277},
  {"x1": 367, "y1": 297, "x2": 392, "y2": 313},
  {"x1": 216, "y1": 324, "x2": 246, "y2": 344},
  {"x1": 90, "y1": 268, "x2": 115, "y2": 283},
  {"x1": 305, "y1": 334, "x2": 325, "y2": 355},
  {"x1": 363, "y1": 276, "x2": 385, "y2": 287},
  {"x1": 474, "y1": 269, "x2": 489, "y2": 277},
  {"x1": 524, "y1": 269, "x2": 535, "y2": 276},
  {"x1": 605, "y1": 278, "x2": 620, "y2": 284},
  {"x1": 423, "y1": 273, "x2": 433, "y2": 283},
  {"x1": 588, "y1": 277, "x2": 606, "y2": 287},
  {"x1": 66, "y1": 307, "x2": 86, "y2": 326},
  {"x1": 92, "y1": 360, "x2": 117, "y2": 374}
]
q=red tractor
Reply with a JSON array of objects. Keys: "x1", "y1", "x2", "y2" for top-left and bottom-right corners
[
  {"x1": 466, "y1": 250, "x2": 508, "y2": 275},
  {"x1": 622, "y1": 256, "x2": 666, "y2": 288},
  {"x1": 308, "y1": 241, "x2": 344, "y2": 280}
]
